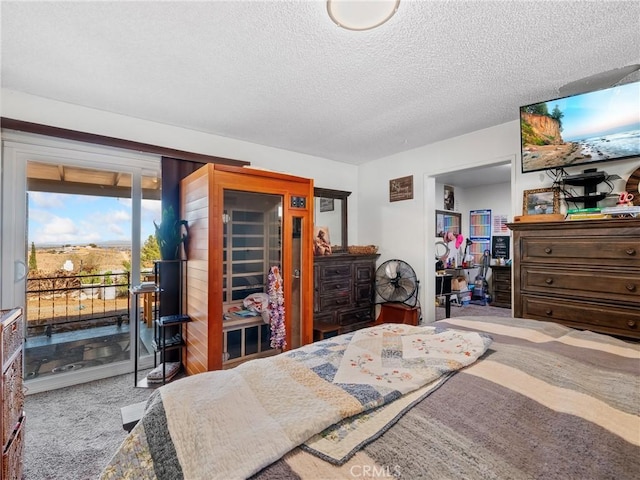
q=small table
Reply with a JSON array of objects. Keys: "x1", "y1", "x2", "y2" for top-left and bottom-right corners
[
  {"x1": 313, "y1": 322, "x2": 341, "y2": 341},
  {"x1": 377, "y1": 302, "x2": 420, "y2": 325}
]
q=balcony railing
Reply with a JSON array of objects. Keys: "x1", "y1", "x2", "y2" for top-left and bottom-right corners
[{"x1": 25, "y1": 272, "x2": 131, "y2": 338}]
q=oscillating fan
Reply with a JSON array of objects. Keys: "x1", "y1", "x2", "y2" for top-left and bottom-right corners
[{"x1": 375, "y1": 259, "x2": 419, "y2": 307}]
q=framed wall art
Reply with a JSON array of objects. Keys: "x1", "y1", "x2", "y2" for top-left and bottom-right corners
[
  {"x1": 389, "y1": 175, "x2": 413, "y2": 202},
  {"x1": 522, "y1": 187, "x2": 560, "y2": 215}
]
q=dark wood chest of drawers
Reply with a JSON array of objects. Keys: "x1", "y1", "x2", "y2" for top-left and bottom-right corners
[
  {"x1": 491, "y1": 265, "x2": 512, "y2": 308},
  {"x1": 508, "y1": 219, "x2": 640, "y2": 339},
  {"x1": 1, "y1": 308, "x2": 25, "y2": 480},
  {"x1": 313, "y1": 254, "x2": 379, "y2": 334}
]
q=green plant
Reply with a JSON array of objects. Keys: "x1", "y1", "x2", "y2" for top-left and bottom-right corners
[{"x1": 154, "y1": 206, "x2": 189, "y2": 260}]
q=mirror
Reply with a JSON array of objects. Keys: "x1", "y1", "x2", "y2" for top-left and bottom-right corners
[{"x1": 314, "y1": 187, "x2": 350, "y2": 252}]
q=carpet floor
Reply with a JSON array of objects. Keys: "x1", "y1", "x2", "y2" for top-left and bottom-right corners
[{"x1": 24, "y1": 370, "x2": 152, "y2": 480}]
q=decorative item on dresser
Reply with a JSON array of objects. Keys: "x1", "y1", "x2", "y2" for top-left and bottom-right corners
[
  {"x1": 313, "y1": 253, "x2": 380, "y2": 340},
  {"x1": 1, "y1": 308, "x2": 25, "y2": 480},
  {"x1": 490, "y1": 265, "x2": 512, "y2": 308},
  {"x1": 507, "y1": 218, "x2": 640, "y2": 339}
]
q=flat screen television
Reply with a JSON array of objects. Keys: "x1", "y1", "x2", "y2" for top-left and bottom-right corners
[{"x1": 520, "y1": 80, "x2": 640, "y2": 173}]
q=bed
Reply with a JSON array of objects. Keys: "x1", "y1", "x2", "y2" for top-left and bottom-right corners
[{"x1": 101, "y1": 316, "x2": 639, "y2": 480}]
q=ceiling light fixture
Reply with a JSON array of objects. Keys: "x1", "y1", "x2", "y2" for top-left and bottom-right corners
[{"x1": 327, "y1": 0, "x2": 400, "y2": 31}]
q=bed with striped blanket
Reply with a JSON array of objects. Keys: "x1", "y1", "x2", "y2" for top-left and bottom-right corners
[
  {"x1": 253, "y1": 316, "x2": 639, "y2": 479},
  {"x1": 102, "y1": 316, "x2": 639, "y2": 479}
]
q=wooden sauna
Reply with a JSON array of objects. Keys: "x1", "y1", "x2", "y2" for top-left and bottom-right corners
[{"x1": 180, "y1": 164, "x2": 314, "y2": 374}]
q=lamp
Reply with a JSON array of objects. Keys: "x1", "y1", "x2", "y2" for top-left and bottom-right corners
[{"x1": 327, "y1": 0, "x2": 400, "y2": 31}]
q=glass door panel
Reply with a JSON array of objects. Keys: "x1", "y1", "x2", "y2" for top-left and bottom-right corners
[
  {"x1": 222, "y1": 190, "x2": 282, "y2": 365},
  {"x1": 289, "y1": 216, "x2": 303, "y2": 350}
]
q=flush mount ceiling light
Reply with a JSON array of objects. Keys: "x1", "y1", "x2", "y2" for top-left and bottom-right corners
[{"x1": 327, "y1": 0, "x2": 400, "y2": 31}]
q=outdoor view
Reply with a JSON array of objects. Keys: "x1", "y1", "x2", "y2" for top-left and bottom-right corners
[{"x1": 25, "y1": 190, "x2": 162, "y2": 380}]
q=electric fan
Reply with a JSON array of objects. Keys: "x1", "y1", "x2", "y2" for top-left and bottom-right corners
[{"x1": 375, "y1": 259, "x2": 419, "y2": 307}]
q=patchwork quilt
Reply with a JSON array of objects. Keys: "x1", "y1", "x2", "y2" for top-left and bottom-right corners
[{"x1": 100, "y1": 323, "x2": 492, "y2": 480}]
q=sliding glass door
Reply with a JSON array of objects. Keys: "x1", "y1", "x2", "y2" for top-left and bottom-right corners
[{"x1": 1, "y1": 134, "x2": 160, "y2": 392}]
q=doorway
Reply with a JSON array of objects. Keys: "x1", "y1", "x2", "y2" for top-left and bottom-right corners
[
  {"x1": 1, "y1": 134, "x2": 160, "y2": 392},
  {"x1": 424, "y1": 157, "x2": 515, "y2": 323}
]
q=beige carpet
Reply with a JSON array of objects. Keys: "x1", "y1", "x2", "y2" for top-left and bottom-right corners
[
  {"x1": 24, "y1": 371, "x2": 152, "y2": 480},
  {"x1": 435, "y1": 302, "x2": 512, "y2": 321}
]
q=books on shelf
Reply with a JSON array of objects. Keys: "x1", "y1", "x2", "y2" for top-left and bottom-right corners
[
  {"x1": 566, "y1": 212, "x2": 606, "y2": 221},
  {"x1": 565, "y1": 205, "x2": 640, "y2": 220}
]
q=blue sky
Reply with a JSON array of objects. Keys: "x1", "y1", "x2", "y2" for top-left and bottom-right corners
[
  {"x1": 544, "y1": 82, "x2": 639, "y2": 140},
  {"x1": 28, "y1": 192, "x2": 161, "y2": 246}
]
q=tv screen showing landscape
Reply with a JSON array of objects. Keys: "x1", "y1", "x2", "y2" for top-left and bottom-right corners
[{"x1": 520, "y1": 81, "x2": 640, "y2": 173}]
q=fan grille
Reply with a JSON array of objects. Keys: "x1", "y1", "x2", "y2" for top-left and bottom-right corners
[{"x1": 375, "y1": 259, "x2": 418, "y2": 306}]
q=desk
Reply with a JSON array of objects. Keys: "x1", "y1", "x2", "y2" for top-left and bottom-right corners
[{"x1": 436, "y1": 274, "x2": 454, "y2": 319}]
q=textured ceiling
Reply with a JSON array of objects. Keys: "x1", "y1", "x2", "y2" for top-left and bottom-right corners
[{"x1": 1, "y1": 1, "x2": 639, "y2": 165}]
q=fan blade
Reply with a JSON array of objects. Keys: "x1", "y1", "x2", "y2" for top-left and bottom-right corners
[
  {"x1": 396, "y1": 277, "x2": 417, "y2": 295},
  {"x1": 377, "y1": 282, "x2": 399, "y2": 300},
  {"x1": 384, "y1": 261, "x2": 398, "y2": 279}
]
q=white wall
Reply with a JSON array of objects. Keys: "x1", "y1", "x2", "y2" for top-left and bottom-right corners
[
  {"x1": 0, "y1": 89, "x2": 361, "y2": 244},
  {"x1": 358, "y1": 119, "x2": 639, "y2": 322}
]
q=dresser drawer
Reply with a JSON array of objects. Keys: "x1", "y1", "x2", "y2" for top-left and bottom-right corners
[
  {"x1": 355, "y1": 264, "x2": 373, "y2": 283},
  {"x1": 317, "y1": 279, "x2": 352, "y2": 296},
  {"x1": 1, "y1": 310, "x2": 23, "y2": 368},
  {"x1": 2, "y1": 354, "x2": 23, "y2": 448},
  {"x1": 338, "y1": 307, "x2": 374, "y2": 327},
  {"x1": 319, "y1": 263, "x2": 352, "y2": 281},
  {"x1": 521, "y1": 295, "x2": 640, "y2": 338},
  {"x1": 2, "y1": 414, "x2": 24, "y2": 480},
  {"x1": 521, "y1": 267, "x2": 640, "y2": 304},
  {"x1": 319, "y1": 292, "x2": 353, "y2": 311},
  {"x1": 522, "y1": 237, "x2": 640, "y2": 267}
]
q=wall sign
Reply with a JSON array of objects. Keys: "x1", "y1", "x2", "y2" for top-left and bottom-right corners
[
  {"x1": 389, "y1": 175, "x2": 413, "y2": 202},
  {"x1": 492, "y1": 235, "x2": 510, "y2": 259}
]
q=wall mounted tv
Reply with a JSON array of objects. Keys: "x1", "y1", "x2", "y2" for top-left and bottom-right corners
[{"x1": 520, "y1": 81, "x2": 640, "y2": 173}]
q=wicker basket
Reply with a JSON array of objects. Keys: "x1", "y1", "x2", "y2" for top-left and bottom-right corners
[{"x1": 347, "y1": 245, "x2": 378, "y2": 255}]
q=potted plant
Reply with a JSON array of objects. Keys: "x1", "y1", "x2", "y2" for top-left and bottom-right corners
[{"x1": 154, "y1": 206, "x2": 189, "y2": 260}]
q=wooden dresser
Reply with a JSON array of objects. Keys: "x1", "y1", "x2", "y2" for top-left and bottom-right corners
[
  {"x1": 490, "y1": 265, "x2": 512, "y2": 308},
  {"x1": 313, "y1": 254, "x2": 379, "y2": 335},
  {"x1": 508, "y1": 219, "x2": 640, "y2": 339},
  {"x1": 1, "y1": 308, "x2": 25, "y2": 480}
]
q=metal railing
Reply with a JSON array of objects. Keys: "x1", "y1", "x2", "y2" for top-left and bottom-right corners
[{"x1": 25, "y1": 272, "x2": 131, "y2": 338}]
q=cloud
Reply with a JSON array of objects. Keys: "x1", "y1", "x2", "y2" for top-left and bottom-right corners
[{"x1": 29, "y1": 192, "x2": 66, "y2": 209}]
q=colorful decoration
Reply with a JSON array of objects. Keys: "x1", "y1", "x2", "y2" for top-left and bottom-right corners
[{"x1": 268, "y1": 266, "x2": 286, "y2": 349}]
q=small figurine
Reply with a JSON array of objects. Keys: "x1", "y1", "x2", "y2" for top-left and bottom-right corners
[{"x1": 617, "y1": 191, "x2": 634, "y2": 206}]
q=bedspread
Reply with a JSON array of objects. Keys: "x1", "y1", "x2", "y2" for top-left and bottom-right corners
[
  {"x1": 100, "y1": 323, "x2": 491, "y2": 480},
  {"x1": 254, "y1": 316, "x2": 640, "y2": 480}
]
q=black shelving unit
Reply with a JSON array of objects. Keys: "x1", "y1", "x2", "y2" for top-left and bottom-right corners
[
  {"x1": 151, "y1": 259, "x2": 189, "y2": 385},
  {"x1": 562, "y1": 169, "x2": 608, "y2": 208}
]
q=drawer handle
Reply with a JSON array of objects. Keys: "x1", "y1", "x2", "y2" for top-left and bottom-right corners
[
  {"x1": 545, "y1": 309, "x2": 553, "y2": 316},
  {"x1": 626, "y1": 283, "x2": 636, "y2": 292},
  {"x1": 626, "y1": 248, "x2": 636, "y2": 256},
  {"x1": 545, "y1": 278, "x2": 553, "y2": 285},
  {"x1": 334, "y1": 284, "x2": 341, "y2": 289},
  {"x1": 335, "y1": 299, "x2": 349, "y2": 306},
  {"x1": 544, "y1": 247, "x2": 552, "y2": 254},
  {"x1": 627, "y1": 320, "x2": 637, "y2": 328}
]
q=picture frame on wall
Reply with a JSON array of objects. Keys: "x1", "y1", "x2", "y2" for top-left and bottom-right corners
[
  {"x1": 522, "y1": 187, "x2": 560, "y2": 215},
  {"x1": 436, "y1": 210, "x2": 461, "y2": 237},
  {"x1": 389, "y1": 175, "x2": 413, "y2": 202},
  {"x1": 444, "y1": 185, "x2": 455, "y2": 211}
]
